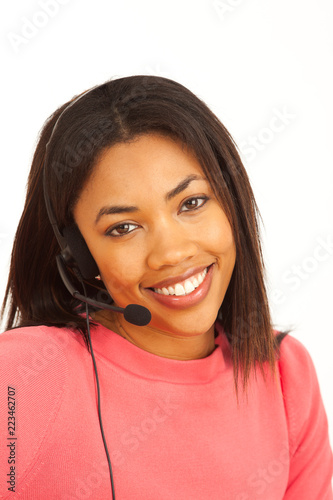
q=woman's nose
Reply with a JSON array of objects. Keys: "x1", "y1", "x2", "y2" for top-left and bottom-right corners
[{"x1": 146, "y1": 221, "x2": 198, "y2": 270}]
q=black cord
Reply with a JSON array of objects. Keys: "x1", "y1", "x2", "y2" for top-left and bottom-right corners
[{"x1": 81, "y1": 281, "x2": 116, "y2": 500}]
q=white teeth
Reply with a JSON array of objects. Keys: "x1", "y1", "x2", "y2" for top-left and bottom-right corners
[
  {"x1": 174, "y1": 284, "x2": 186, "y2": 296},
  {"x1": 184, "y1": 280, "x2": 195, "y2": 294},
  {"x1": 192, "y1": 277, "x2": 199, "y2": 288},
  {"x1": 153, "y1": 267, "x2": 209, "y2": 296}
]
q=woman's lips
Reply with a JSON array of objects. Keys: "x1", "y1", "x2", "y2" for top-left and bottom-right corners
[
  {"x1": 144, "y1": 264, "x2": 214, "y2": 310},
  {"x1": 148, "y1": 264, "x2": 209, "y2": 291}
]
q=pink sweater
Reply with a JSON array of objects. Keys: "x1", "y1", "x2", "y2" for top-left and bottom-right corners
[{"x1": 0, "y1": 321, "x2": 332, "y2": 499}]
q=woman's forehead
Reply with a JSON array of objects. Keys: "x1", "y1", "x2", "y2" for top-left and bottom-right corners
[{"x1": 82, "y1": 134, "x2": 206, "y2": 195}]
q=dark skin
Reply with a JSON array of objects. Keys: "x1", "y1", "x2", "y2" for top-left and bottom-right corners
[{"x1": 74, "y1": 134, "x2": 236, "y2": 360}]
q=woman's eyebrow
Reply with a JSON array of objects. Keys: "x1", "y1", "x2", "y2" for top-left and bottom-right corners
[
  {"x1": 94, "y1": 174, "x2": 205, "y2": 225},
  {"x1": 165, "y1": 174, "x2": 204, "y2": 201}
]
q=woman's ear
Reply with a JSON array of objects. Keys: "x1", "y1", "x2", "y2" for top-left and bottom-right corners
[{"x1": 62, "y1": 224, "x2": 100, "y2": 279}]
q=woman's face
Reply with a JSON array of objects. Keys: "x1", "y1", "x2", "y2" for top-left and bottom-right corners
[{"x1": 74, "y1": 133, "x2": 236, "y2": 338}]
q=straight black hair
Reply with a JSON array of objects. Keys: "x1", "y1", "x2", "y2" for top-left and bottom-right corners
[{"x1": 1, "y1": 75, "x2": 283, "y2": 395}]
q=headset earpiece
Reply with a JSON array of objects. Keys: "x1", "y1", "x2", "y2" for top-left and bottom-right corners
[{"x1": 62, "y1": 225, "x2": 99, "y2": 280}]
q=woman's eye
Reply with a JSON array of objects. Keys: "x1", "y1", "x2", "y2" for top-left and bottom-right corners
[
  {"x1": 106, "y1": 223, "x2": 138, "y2": 237},
  {"x1": 180, "y1": 196, "x2": 209, "y2": 212}
]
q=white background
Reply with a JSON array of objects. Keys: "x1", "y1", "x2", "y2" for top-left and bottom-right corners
[{"x1": 1, "y1": 0, "x2": 333, "y2": 449}]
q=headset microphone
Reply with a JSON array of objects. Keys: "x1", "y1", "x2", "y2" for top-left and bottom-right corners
[
  {"x1": 42, "y1": 88, "x2": 152, "y2": 500},
  {"x1": 56, "y1": 254, "x2": 152, "y2": 326},
  {"x1": 43, "y1": 164, "x2": 152, "y2": 327}
]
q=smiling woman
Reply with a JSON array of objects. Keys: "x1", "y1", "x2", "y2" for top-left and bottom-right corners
[
  {"x1": 74, "y1": 134, "x2": 236, "y2": 360},
  {"x1": 0, "y1": 76, "x2": 332, "y2": 499}
]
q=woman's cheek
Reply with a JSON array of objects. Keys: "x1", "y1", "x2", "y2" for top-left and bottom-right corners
[
  {"x1": 103, "y1": 270, "x2": 130, "y2": 297},
  {"x1": 100, "y1": 257, "x2": 141, "y2": 300},
  {"x1": 204, "y1": 218, "x2": 235, "y2": 255}
]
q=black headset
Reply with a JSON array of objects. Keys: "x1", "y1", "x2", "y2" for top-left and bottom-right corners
[{"x1": 42, "y1": 85, "x2": 152, "y2": 499}]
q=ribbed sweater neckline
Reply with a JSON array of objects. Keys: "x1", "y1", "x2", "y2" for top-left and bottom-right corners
[{"x1": 88, "y1": 320, "x2": 231, "y2": 384}]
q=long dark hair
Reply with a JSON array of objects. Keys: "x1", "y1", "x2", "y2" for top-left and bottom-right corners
[{"x1": 1, "y1": 75, "x2": 281, "y2": 395}]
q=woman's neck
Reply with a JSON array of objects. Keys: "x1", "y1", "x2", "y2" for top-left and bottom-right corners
[{"x1": 92, "y1": 310, "x2": 216, "y2": 360}]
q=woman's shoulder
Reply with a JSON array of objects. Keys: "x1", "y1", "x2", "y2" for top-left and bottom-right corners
[
  {"x1": 0, "y1": 323, "x2": 87, "y2": 354},
  {"x1": 274, "y1": 331, "x2": 322, "y2": 410},
  {"x1": 274, "y1": 331, "x2": 331, "y2": 457},
  {"x1": 0, "y1": 324, "x2": 90, "y2": 389},
  {"x1": 0, "y1": 324, "x2": 73, "y2": 383},
  {"x1": 0, "y1": 325, "x2": 79, "y2": 496},
  {"x1": 274, "y1": 330, "x2": 318, "y2": 381}
]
